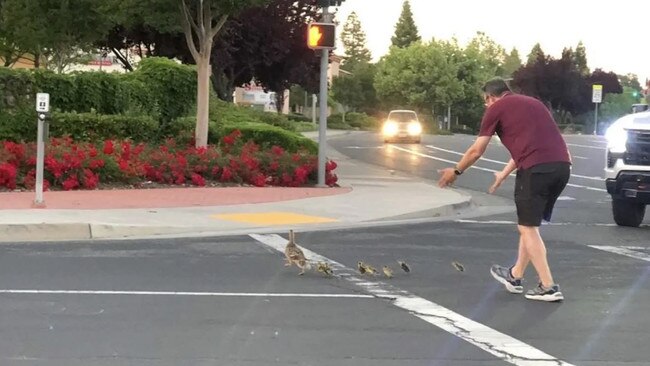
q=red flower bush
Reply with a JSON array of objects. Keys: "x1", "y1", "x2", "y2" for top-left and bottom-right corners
[{"x1": 0, "y1": 131, "x2": 339, "y2": 191}]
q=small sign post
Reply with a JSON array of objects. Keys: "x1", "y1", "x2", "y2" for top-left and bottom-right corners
[
  {"x1": 34, "y1": 93, "x2": 50, "y2": 207},
  {"x1": 592, "y1": 85, "x2": 603, "y2": 135}
]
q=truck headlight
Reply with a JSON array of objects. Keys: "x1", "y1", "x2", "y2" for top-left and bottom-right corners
[
  {"x1": 605, "y1": 125, "x2": 627, "y2": 153},
  {"x1": 407, "y1": 122, "x2": 422, "y2": 135},
  {"x1": 383, "y1": 121, "x2": 398, "y2": 136}
]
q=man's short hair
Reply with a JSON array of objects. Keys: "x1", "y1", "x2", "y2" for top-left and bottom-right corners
[{"x1": 482, "y1": 78, "x2": 512, "y2": 97}]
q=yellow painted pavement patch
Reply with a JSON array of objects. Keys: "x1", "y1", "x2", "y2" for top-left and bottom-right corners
[{"x1": 212, "y1": 212, "x2": 337, "y2": 225}]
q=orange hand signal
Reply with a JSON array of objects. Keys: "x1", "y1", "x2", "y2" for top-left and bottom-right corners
[{"x1": 309, "y1": 26, "x2": 323, "y2": 47}]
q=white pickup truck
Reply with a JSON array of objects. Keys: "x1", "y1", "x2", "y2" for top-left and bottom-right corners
[{"x1": 604, "y1": 109, "x2": 650, "y2": 226}]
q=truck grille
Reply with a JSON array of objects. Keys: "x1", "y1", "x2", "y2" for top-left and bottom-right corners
[{"x1": 624, "y1": 130, "x2": 650, "y2": 166}]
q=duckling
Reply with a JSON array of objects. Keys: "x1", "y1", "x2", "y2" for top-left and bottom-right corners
[
  {"x1": 357, "y1": 261, "x2": 368, "y2": 275},
  {"x1": 317, "y1": 262, "x2": 333, "y2": 276},
  {"x1": 397, "y1": 260, "x2": 411, "y2": 273},
  {"x1": 452, "y1": 261, "x2": 465, "y2": 272},
  {"x1": 284, "y1": 230, "x2": 309, "y2": 275},
  {"x1": 365, "y1": 263, "x2": 379, "y2": 275},
  {"x1": 382, "y1": 266, "x2": 393, "y2": 278}
]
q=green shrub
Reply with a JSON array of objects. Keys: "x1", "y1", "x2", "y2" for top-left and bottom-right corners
[
  {"x1": 0, "y1": 108, "x2": 37, "y2": 142},
  {"x1": 164, "y1": 116, "x2": 212, "y2": 146},
  {"x1": 220, "y1": 122, "x2": 318, "y2": 154},
  {"x1": 167, "y1": 117, "x2": 317, "y2": 153},
  {"x1": 209, "y1": 98, "x2": 298, "y2": 132},
  {"x1": 327, "y1": 114, "x2": 353, "y2": 130},
  {"x1": 288, "y1": 113, "x2": 312, "y2": 123},
  {"x1": 450, "y1": 125, "x2": 476, "y2": 135},
  {"x1": 135, "y1": 57, "x2": 196, "y2": 123},
  {"x1": 49, "y1": 112, "x2": 159, "y2": 142},
  {"x1": 70, "y1": 71, "x2": 128, "y2": 114},
  {"x1": 345, "y1": 112, "x2": 379, "y2": 130},
  {"x1": 0, "y1": 68, "x2": 35, "y2": 111},
  {"x1": 117, "y1": 73, "x2": 160, "y2": 117},
  {"x1": 32, "y1": 69, "x2": 76, "y2": 111}
]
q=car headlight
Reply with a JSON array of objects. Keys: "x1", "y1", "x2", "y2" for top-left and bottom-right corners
[
  {"x1": 407, "y1": 121, "x2": 422, "y2": 135},
  {"x1": 383, "y1": 121, "x2": 398, "y2": 136},
  {"x1": 605, "y1": 125, "x2": 627, "y2": 153}
]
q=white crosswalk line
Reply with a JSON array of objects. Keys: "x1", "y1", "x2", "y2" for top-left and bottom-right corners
[{"x1": 251, "y1": 233, "x2": 575, "y2": 366}]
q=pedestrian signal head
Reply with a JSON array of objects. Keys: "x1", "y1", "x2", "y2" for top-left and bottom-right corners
[{"x1": 307, "y1": 22, "x2": 335, "y2": 50}]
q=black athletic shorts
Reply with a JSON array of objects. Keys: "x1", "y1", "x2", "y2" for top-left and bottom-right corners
[{"x1": 514, "y1": 162, "x2": 571, "y2": 227}]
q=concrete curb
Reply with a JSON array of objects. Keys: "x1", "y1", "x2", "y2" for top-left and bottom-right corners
[
  {"x1": 0, "y1": 223, "x2": 92, "y2": 242},
  {"x1": 0, "y1": 196, "x2": 473, "y2": 243}
]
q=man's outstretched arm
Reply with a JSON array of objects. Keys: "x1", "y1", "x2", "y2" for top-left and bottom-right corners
[{"x1": 438, "y1": 136, "x2": 491, "y2": 187}]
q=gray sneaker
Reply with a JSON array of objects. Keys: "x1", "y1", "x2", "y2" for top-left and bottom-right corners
[
  {"x1": 525, "y1": 283, "x2": 564, "y2": 302},
  {"x1": 490, "y1": 265, "x2": 523, "y2": 294}
]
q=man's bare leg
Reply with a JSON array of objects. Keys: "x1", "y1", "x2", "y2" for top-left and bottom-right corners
[
  {"x1": 510, "y1": 235, "x2": 530, "y2": 279},
  {"x1": 518, "y1": 225, "x2": 554, "y2": 287}
]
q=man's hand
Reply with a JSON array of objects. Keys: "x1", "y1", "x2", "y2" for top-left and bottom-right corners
[
  {"x1": 488, "y1": 158, "x2": 517, "y2": 194},
  {"x1": 438, "y1": 168, "x2": 457, "y2": 188},
  {"x1": 488, "y1": 172, "x2": 506, "y2": 194}
]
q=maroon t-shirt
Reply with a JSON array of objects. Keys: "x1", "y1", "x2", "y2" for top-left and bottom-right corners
[{"x1": 479, "y1": 93, "x2": 571, "y2": 170}]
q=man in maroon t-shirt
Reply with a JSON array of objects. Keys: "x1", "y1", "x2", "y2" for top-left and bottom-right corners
[{"x1": 438, "y1": 78, "x2": 571, "y2": 302}]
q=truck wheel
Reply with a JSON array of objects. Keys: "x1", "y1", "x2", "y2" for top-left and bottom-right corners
[{"x1": 612, "y1": 198, "x2": 646, "y2": 227}]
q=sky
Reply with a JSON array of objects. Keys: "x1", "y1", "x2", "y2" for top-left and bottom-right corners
[{"x1": 331, "y1": 0, "x2": 649, "y2": 84}]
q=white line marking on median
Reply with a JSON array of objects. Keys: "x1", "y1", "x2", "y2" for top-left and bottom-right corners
[
  {"x1": 566, "y1": 143, "x2": 606, "y2": 150},
  {"x1": 424, "y1": 145, "x2": 603, "y2": 182},
  {"x1": 0, "y1": 290, "x2": 373, "y2": 298},
  {"x1": 557, "y1": 196, "x2": 576, "y2": 201},
  {"x1": 250, "y1": 233, "x2": 574, "y2": 366},
  {"x1": 345, "y1": 146, "x2": 384, "y2": 149},
  {"x1": 392, "y1": 145, "x2": 607, "y2": 192},
  {"x1": 588, "y1": 246, "x2": 650, "y2": 262},
  {"x1": 455, "y1": 220, "x2": 618, "y2": 227}
]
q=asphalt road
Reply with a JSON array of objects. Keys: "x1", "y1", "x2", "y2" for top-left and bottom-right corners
[
  {"x1": 329, "y1": 131, "x2": 639, "y2": 226},
  {"x1": 0, "y1": 132, "x2": 648, "y2": 365},
  {"x1": 1, "y1": 224, "x2": 648, "y2": 365}
]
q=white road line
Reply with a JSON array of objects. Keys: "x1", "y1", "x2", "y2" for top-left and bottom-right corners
[
  {"x1": 455, "y1": 220, "x2": 618, "y2": 227},
  {"x1": 557, "y1": 196, "x2": 576, "y2": 201},
  {"x1": 588, "y1": 246, "x2": 650, "y2": 262},
  {"x1": 426, "y1": 145, "x2": 510, "y2": 165},
  {"x1": 424, "y1": 145, "x2": 603, "y2": 182},
  {"x1": 566, "y1": 143, "x2": 606, "y2": 150},
  {"x1": 392, "y1": 145, "x2": 607, "y2": 192},
  {"x1": 345, "y1": 146, "x2": 384, "y2": 149},
  {"x1": 250, "y1": 233, "x2": 574, "y2": 366},
  {"x1": 0, "y1": 290, "x2": 373, "y2": 298},
  {"x1": 572, "y1": 156, "x2": 589, "y2": 160}
]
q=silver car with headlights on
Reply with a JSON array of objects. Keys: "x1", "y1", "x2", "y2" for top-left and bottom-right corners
[{"x1": 382, "y1": 110, "x2": 422, "y2": 144}]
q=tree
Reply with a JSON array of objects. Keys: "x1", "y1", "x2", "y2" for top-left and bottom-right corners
[
  {"x1": 331, "y1": 63, "x2": 378, "y2": 115},
  {"x1": 526, "y1": 43, "x2": 545, "y2": 65},
  {"x1": 106, "y1": 0, "x2": 266, "y2": 148},
  {"x1": 465, "y1": 32, "x2": 506, "y2": 77},
  {"x1": 502, "y1": 48, "x2": 522, "y2": 77},
  {"x1": 241, "y1": 0, "x2": 320, "y2": 112},
  {"x1": 1, "y1": 0, "x2": 111, "y2": 72},
  {"x1": 601, "y1": 87, "x2": 640, "y2": 122},
  {"x1": 97, "y1": 0, "x2": 318, "y2": 108},
  {"x1": 588, "y1": 68, "x2": 623, "y2": 96},
  {"x1": 438, "y1": 36, "x2": 507, "y2": 130},
  {"x1": 391, "y1": 0, "x2": 420, "y2": 48},
  {"x1": 375, "y1": 41, "x2": 462, "y2": 112},
  {"x1": 341, "y1": 12, "x2": 371, "y2": 68},
  {"x1": 619, "y1": 73, "x2": 643, "y2": 97},
  {"x1": 0, "y1": 0, "x2": 25, "y2": 67},
  {"x1": 573, "y1": 41, "x2": 589, "y2": 76},
  {"x1": 513, "y1": 50, "x2": 591, "y2": 123}
]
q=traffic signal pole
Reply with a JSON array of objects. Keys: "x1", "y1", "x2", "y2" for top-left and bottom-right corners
[{"x1": 317, "y1": 6, "x2": 330, "y2": 187}]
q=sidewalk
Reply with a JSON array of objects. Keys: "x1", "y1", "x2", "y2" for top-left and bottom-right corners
[{"x1": 0, "y1": 131, "x2": 472, "y2": 242}]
